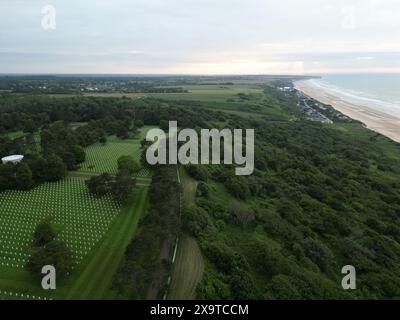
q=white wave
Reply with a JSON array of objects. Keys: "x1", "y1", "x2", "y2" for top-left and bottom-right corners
[{"x1": 309, "y1": 78, "x2": 400, "y2": 118}]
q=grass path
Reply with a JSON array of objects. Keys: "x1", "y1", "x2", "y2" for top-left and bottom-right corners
[
  {"x1": 167, "y1": 167, "x2": 203, "y2": 300},
  {"x1": 168, "y1": 235, "x2": 204, "y2": 300},
  {"x1": 66, "y1": 187, "x2": 149, "y2": 299}
]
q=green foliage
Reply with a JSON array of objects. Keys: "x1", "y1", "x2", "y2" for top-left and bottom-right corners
[
  {"x1": 185, "y1": 164, "x2": 209, "y2": 181},
  {"x1": 228, "y1": 200, "x2": 255, "y2": 226},
  {"x1": 113, "y1": 165, "x2": 180, "y2": 299},
  {"x1": 196, "y1": 181, "x2": 210, "y2": 197},
  {"x1": 45, "y1": 154, "x2": 67, "y2": 181},
  {"x1": 3, "y1": 79, "x2": 400, "y2": 299},
  {"x1": 26, "y1": 240, "x2": 74, "y2": 280},
  {"x1": 183, "y1": 206, "x2": 216, "y2": 238},
  {"x1": 117, "y1": 155, "x2": 141, "y2": 175},
  {"x1": 33, "y1": 218, "x2": 56, "y2": 247},
  {"x1": 269, "y1": 275, "x2": 302, "y2": 300},
  {"x1": 224, "y1": 176, "x2": 250, "y2": 200},
  {"x1": 16, "y1": 163, "x2": 33, "y2": 190},
  {"x1": 85, "y1": 173, "x2": 114, "y2": 196},
  {"x1": 112, "y1": 172, "x2": 136, "y2": 204}
]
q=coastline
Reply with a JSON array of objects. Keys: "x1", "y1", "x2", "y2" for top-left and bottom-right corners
[{"x1": 294, "y1": 80, "x2": 400, "y2": 144}]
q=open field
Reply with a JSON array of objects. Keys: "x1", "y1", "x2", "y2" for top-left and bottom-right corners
[
  {"x1": 82, "y1": 92, "x2": 145, "y2": 99},
  {"x1": 36, "y1": 82, "x2": 265, "y2": 102},
  {"x1": 148, "y1": 84, "x2": 263, "y2": 102}
]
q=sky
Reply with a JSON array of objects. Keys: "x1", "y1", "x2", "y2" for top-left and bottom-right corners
[{"x1": 0, "y1": 0, "x2": 400, "y2": 75}]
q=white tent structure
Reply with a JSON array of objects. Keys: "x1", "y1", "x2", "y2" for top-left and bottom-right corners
[{"x1": 1, "y1": 155, "x2": 24, "y2": 164}]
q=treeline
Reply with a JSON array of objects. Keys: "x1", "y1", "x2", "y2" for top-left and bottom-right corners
[
  {"x1": 113, "y1": 164, "x2": 181, "y2": 299},
  {"x1": 0, "y1": 95, "x2": 216, "y2": 137},
  {"x1": 0, "y1": 95, "x2": 222, "y2": 193},
  {"x1": 0, "y1": 77, "x2": 188, "y2": 94}
]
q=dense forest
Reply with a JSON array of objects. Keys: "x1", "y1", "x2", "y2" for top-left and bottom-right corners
[{"x1": 1, "y1": 81, "x2": 400, "y2": 299}]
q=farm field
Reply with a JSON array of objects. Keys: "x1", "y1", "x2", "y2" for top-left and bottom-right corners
[
  {"x1": 148, "y1": 84, "x2": 263, "y2": 102},
  {"x1": 0, "y1": 127, "x2": 153, "y2": 300}
]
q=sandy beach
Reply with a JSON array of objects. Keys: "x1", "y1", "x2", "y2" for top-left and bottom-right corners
[{"x1": 294, "y1": 80, "x2": 400, "y2": 143}]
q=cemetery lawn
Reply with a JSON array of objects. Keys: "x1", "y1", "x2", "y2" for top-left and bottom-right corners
[{"x1": 0, "y1": 130, "x2": 152, "y2": 300}]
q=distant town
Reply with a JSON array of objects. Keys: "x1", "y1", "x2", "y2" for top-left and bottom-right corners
[{"x1": 278, "y1": 85, "x2": 352, "y2": 124}]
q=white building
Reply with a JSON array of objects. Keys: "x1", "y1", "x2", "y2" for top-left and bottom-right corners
[{"x1": 1, "y1": 155, "x2": 24, "y2": 164}]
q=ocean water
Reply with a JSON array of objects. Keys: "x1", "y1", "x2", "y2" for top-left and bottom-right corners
[{"x1": 310, "y1": 74, "x2": 400, "y2": 117}]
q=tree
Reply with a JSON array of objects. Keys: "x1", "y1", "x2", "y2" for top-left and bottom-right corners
[
  {"x1": 33, "y1": 218, "x2": 56, "y2": 247},
  {"x1": 0, "y1": 163, "x2": 16, "y2": 191},
  {"x1": 45, "y1": 154, "x2": 67, "y2": 181},
  {"x1": 26, "y1": 240, "x2": 74, "y2": 280},
  {"x1": 159, "y1": 120, "x2": 169, "y2": 132},
  {"x1": 61, "y1": 151, "x2": 77, "y2": 170},
  {"x1": 27, "y1": 155, "x2": 48, "y2": 182},
  {"x1": 116, "y1": 125, "x2": 129, "y2": 139},
  {"x1": 185, "y1": 164, "x2": 209, "y2": 181},
  {"x1": 140, "y1": 147, "x2": 154, "y2": 168},
  {"x1": 16, "y1": 163, "x2": 33, "y2": 190},
  {"x1": 112, "y1": 172, "x2": 136, "y2": 204},
  {"x1": 229, "y1": 200, "x2": 255, "y2": 226},
  {"x1": 117, "y1": 155, "x2": 140, "y2": 175},
  {"x1": 134, "y1": 120, "x2": 144, "y2": 128},
  {"x1": 72, "y1": 145, "x2": 85, "y2": 164},
  {"x1": 40, "y1": 128, "x2": 55, "y2": 153},
  {"x1": 23, "y1": 119, "x2": 36, "y2": 134},
  {"x1": 196, "y1": 181, "x2": 210, "y2": 197},
  {"x1": 99, "y1": 135, "x2": 107, "y2": 144},
  {"x1": 225, "y1": 176, "x2": 250, "y2": 200},
  {"x1": 270, "y1": 275, "x2": 302, "y2": 300},
  {"x1": 86, "y1": 173, "x2": 114, "y2": 196}
]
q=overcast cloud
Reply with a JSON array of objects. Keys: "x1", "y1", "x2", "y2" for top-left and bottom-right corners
[{"x1": 0, "y1": 0, "x2": 399, "y2": 74}]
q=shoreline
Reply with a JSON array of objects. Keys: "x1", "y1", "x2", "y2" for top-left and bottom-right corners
[{"x1": 294, "y1": 80, "x2": 400, "y2": 144}]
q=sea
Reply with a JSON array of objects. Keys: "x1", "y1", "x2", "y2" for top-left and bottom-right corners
[{"x1": 308, "y1": 74, "x2": 400, "y2": 118}]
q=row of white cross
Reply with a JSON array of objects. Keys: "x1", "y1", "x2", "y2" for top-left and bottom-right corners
[
  {"x1": 0, "y1": 289, "x2": 52, "y2": 300},
  {"x1": 78, "y1": 141, "x2": 151, "y2": 178},
  {"x1": 0, "y1": 178, "x2": 121, "y2": 270}
]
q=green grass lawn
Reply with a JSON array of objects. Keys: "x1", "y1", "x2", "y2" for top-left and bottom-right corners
[
  {"x1": 65, "y1": 187, "x2": 149, "y2": 299},
  {"x1": 148, "y1": 84, "x2": 263, "y2": 102}
]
